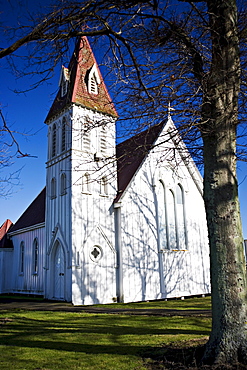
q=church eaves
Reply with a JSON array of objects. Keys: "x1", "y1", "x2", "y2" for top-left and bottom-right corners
[{"x1": 45, "y1": 37, "x2": 118, "y2": 122}]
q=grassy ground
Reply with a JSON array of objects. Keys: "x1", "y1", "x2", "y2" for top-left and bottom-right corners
[
  {"x1": 93, "y1": 295, "x2": 212, "y2": 310},
  {"x1": 0, "y1": 297, "x2": 211, "y2": 370}
]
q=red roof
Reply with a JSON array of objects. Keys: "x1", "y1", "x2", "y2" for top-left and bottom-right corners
[
  {"x1": 0, "y1": 219, "x2": 12, "y2": 240},
  {"x1": 45, "y1": 37, "x2": 118, "y2": 122},
  {"x1": 0, "y1": 219, "x2": 13, "y2": 248},
  {"x1": 115, "y1": 121, "x2": 165, "y2": 202}
]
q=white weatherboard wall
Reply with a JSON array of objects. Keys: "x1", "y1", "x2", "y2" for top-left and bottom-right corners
[
  {"x1": 119, "y1": 120, "x2": 210, "y2": 303},
  {"x1": 45, "y1": 110, "x2": 73, "y2": 302},
  {"x1": 70, "y1": 105, "x2": 118, "y2": 305},
  {"x1": 9, "y1": 225, "x2": 45, "y2": 295},
  {"x1": 0, "y1": 248, "x2": 14, "y2": 293}
]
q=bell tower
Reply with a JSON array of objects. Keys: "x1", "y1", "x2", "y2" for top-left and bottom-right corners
[{"x1": 44, "y1": 37, "x2": 118, "y2": 303}]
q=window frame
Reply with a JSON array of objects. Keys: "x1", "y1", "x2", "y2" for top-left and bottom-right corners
[
  {"x1": 176, "y1": 183, "x2": 188, "y2": 250},
  {"x1": 32, "y1": 238, "x2": 39, "y2": 274},
  {"x1": 19, "y1": 241, "x2": 25, "y2": 275},
  {"x1": 51, "y1": 123, "x2": 57, "y2": 157},
  {"x1": 60, "y1": 173, "x2": 67, "y2": 196},
  {"x1": 100, "y1": 125, "x2": 107, "y2": 156},
  {"x1": 61, "y1": 118, "x2": 66, "y2": 152},
  {"x1": 51, "y1": 177, "x2": 57, "y2": 199},
  {"x1": 83, "y1": 118, "x2": 91, "y2": 152},
  {"x1": 87, "y1": 64, "x2": 100, "y2": 95}
]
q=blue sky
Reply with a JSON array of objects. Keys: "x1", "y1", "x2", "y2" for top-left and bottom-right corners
[{"x1": 1, "y1": 0, "x2": 247, "y2": 238}]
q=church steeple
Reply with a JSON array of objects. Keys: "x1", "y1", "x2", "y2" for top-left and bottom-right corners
[
  {"x1": 45, "y1": 37, "x2": 118, "y2": 123},
  {"x1": 44, "y1": 37, "x2": 118, "y2": 303}
]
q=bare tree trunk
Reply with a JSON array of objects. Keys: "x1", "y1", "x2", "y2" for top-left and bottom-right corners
[{"x1": 201, "y1": 0, "x2": 247, "y2": 364}]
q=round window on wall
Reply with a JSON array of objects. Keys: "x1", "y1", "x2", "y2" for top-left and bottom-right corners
[{"x1": 90, "y1": 245, "x2": 103, "y2": 262}]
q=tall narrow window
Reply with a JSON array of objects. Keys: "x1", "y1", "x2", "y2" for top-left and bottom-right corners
[
  {"x1": 87, "y1": 64, "x2": 100, "y2": 95},
  {"x1": 158, "y1": 180, "x2": 168, "y2": 250},
  {"x1": 59, "y1": 66, "x2": 69, "y2": 97},
  {"x1": 82, "y1": 173, "x2": 90, "y2": 193},
  {"x1": 83, "y1": 118, "x2": 91, "y2": 152},
  {"x1": 176, "y1": 184, "x2": 187, "y2": 249},
  {"x1": 61, "y1": 80, "x2": 68, "y2": 97},
  {"x1": 167, "y1": 189, "x2": 177, "y2": 249},
  {"x1": 61, "y1": 118, "x2": 66, "y2": 152},
  {"x1": 100, "y1": 126, "x2": 107, "y2": 156},
  {"x1": 33, "y1": 238, "x2": 39, "y2": 274},
  {"x1": 52, "y1": 123, "x2": 57, "y2": 157},
  {"x1": 51, "y1": 177, "x2": 57, "y2": 199},
  {"x1": 19, "y1": 241, "x2": 25, "y2": 274},
  {"x1": 60, "y1": 173, "x2": 66, "y2": 195}
]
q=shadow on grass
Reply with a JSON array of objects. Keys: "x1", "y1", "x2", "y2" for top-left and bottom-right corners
[{"x1": 0, "y1": 312, "x2": 211, "y2": 358}]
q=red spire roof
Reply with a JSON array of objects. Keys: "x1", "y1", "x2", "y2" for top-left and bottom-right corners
[{"x1": 45, "y1": 37, "x2": 118, "y2": 122}]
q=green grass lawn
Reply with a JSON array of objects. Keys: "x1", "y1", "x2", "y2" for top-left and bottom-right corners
[
  {"x1": 93, "y1": 295, "x2": 212, "y2": 311},
  {"x1": 0, "y1": 297, "x2": 211, "y2": 370}
]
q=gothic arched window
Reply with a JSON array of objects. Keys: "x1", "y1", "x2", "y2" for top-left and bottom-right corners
[
  {"x1": 59, "y1": 66, "x2": 69, "y2": 97},
  {"x1": 19, "y1": 241, "x2": 25, "y2": 274},
  {"x1": 167, "y1": 189, "x2": 177, "y2": 249},
  {"x1": 52, "y1": 123, "x2": 57, "y2": 157},
  {"x1": 158, "y1": 180, "x2": 168, "y2": 250},
  {"x1": 83, "y1": 118, "x2": 91, "y2": 152},
  {"x1": 60, "y1": 173, "x2": 66, "y2": 195},
  {"x1": 87, "y1": 64, "x2": 100, "y2": 95},
  {"x1": 51, "y1": 177, "x2": 57, "y2": 199},
  {"x1": 33, "y1": 238, "x2": 39, "y2": 274},
  {"x1": 176, "y1": 184, "x2": 187, "y2": 249},
  {"x1": 100, "y1": 126, "x2": 107, "y2": 156},
  {"x1": 61, "y1": 118, "x2": 66, "y2": 152}
]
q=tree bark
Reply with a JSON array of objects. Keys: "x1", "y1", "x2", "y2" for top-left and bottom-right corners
[{"x1": 201, "y1": 0, "x2": 247, "y2": 364}]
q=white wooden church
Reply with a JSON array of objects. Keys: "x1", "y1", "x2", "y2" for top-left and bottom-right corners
[{"x1": 0, "y1": 37, "x2": 210, "y2": 305}]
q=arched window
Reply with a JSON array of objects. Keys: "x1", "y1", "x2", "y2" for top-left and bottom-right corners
[
  {"x1": 167, "y1": 189, "x2": 177, "y2": 249},
  {"x1": 61, "y1": 118, "x2": 66, "y2": 152},
  {"x1": 60, "y1": 173, "x2": 66, "y2": 195},
  {"x1": 83, "y1": 118, "x2": 91, "y2": 152},
  {"x1": 100, "y1": 126, "x2": 107, "y2": 156},
  {"x1": 87, "y1": 64, "x2": 100, "y2": 95},
  {"x1": 176, "y1": 184, "x2": 187, "y2": 249},
  {"x1": 61, "y1": 80, "x2": 68, "y2": 97},
  {"x1": 82, "y1": 173, "x2": 90, "y2": 193},
  {"x1": 52, "y1": 123, "x2": 57, "y2": 157},
  {"x1": 33, "y1": 238, "x2": 39, "y2": 274},
  {"x1": 100, "y1": 176, "x2": 108, "y2": 195},
  {"x1": 51, "y1": 177, "x2": 57, "y2": 199},
  {"x1": 59, "y1": 66, "x2": 69, "y2": 97},
  {"x1": 19, "y1": 241, "x2": 25, "y2": 274},
  {"x1": 158, "y1": 180, "x2": 168, "y2": 250}
]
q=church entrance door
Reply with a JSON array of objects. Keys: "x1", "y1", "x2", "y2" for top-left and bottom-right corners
[{"x1": 54, "y1": 243, "x2": 65, "y2": 300}]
